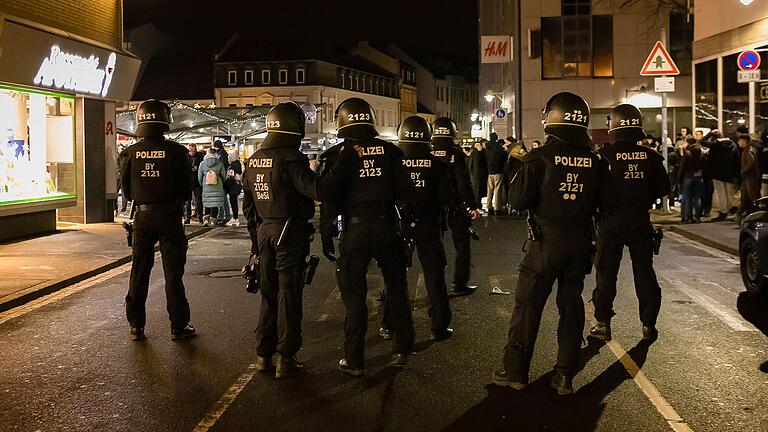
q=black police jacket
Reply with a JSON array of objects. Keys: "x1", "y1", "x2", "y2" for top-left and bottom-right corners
[
  {"x1": 398, "y1": 142, "x2": 452, "y2": 222},
  {"x1": 598, "y1": 140, "x2": 671, "y2": 215},
  {"x1": 508, "y1": 135, "x2": 602, "y2": 229},
  {"x1": 241, "y1": 134, "x2": 320, "y2": 223},
  {"x1": 327, "y1": 137, "x2": 411, "y2": 218},
  {"x1": 121, "y1": 137, "x2": 192, "y2": 205},
  {"x1": 432, "y1": 138, "x2": 479, "y2": 210}
]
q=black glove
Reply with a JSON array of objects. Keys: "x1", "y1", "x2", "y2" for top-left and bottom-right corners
[{"x1": 322, "y1": 233, "x2": 336, "y2": 261}]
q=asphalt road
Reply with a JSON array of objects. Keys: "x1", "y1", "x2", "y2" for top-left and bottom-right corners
[{"x1": 0, "y1": 216, "x2": 766, "y2": 432}]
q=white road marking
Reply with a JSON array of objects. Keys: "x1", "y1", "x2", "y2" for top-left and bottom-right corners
[
  {"x1": 584, "y1": 302, "x2": 694, "y2": 432},
  {"x1": 192, "y1": 363, "x2": 260, "y2": 432},
  {"x1": 662, "y1": 277, "x2": 755, "y2": 332}
]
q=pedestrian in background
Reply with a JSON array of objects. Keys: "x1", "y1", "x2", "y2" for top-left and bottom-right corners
[
  {"x1": 225, "y1": 150, "x2": 243, "y2": 226},
  {"x1": 702, "y1": 130, "x2": 740, "y2": 221},
  {"x1": 693, "y1": 130, "x2": 714, "y2": 217},
  {"x1": 485, "y1": 138, "x2": 507, "y2": 215},
  {"x1": 212, "y1": 140, "x2": 231, "y2": 224},
  {"x1": 468, "y1": 140, "x2": 487, "y2": 205},
  {"x1": 185, "y1": 144, "x2": 204, "y2": 224},
  {"x1": 198, "y1": 147, "x2": 228, "y2": 226},
  {"x1": 678, "y1": 134, "x2": 705, "y2": 224},
  {"x1": 738, "y1": 133, "x2": 762, "y2": 220},
  {"x1": 504, "y1": 140, "x2": 526, "y2": 216}
]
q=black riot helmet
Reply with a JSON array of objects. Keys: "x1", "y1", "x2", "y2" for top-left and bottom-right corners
[
  {"x1": 266, "y1": 101, "x2": 306, "y2": 138},
  {"x1": 432, "y1": 117, "x2": 459, "y2": 140},
  {"x1": 542, "y1": 92, "x2": 590, "y2": 144},
  {"x1": 398, "y1": 116, "x2": 432, "y2": 144},
  {"x1": 607, "y1": 103, "x2": 647, "y2": 143},
  {"x1": 135, "y1": 99, "x2": 171, "y2": 137},
  {"x1": 335, "y1": 97, "x2": 378, "y2": 140}
]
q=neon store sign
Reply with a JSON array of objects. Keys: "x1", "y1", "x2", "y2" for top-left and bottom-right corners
[{"x1": 33, "y1": 45, "x2": 117, "y2": 97}]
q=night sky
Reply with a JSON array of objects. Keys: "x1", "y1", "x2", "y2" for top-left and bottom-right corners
[{"x1": 124, "y1": 0, "x2": 478, "y2": 66}]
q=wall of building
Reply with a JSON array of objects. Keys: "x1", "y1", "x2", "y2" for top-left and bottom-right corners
[
  {"x1": 518, "y1": 0, "x2": 692, "y2": 144},
  {"x1": 215, "y1": 85, "x2": 400, "y2": 138},
  {"x1": 694, "y1": 0, "x2": 768, "y2": 42},
  {"x1": 0, "y1": 0, "x2": 123, "y2": 49},
  {"x1": 479, "y1": 0, "x2": 518, "y2": 139}
]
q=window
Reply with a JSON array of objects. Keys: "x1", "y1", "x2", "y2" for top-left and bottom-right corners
[
  {"x1": 279, "y1": 69, "x2": 288, "y2": 84},
  {"x1": 244, "y1": 70, "x2": 254, "y2": 85},
  {"x1": 541, "y1": 15, "x2": 613, "y2": 78},
  {"x1": 695, "y1": 60, "x2": 718, "y2": 130},
  {"x1": 0, "y1": 86, "x2": 76, "y2": 206},
  {"x1": 228, "y1": 70, "x2": 237, "y2": 86},
  {"x1": 262, "y1": 69, "x2": 271, "y2": 85},
  {"x1": 355, "y1": 77, "x2": 359, "y2": 91},
  {"x1": 296, "y1": 68, "x2": 305, "y2": 84},
  {"x1": 562, "y1": 0, "x2": 590, "y2": 15},
  {"x1": 670, "y1": 14, "x2": 694, "y2": 75},
  {"x1": 723, "y1": 53, "x2": 748, "y2": 136},
  {"x1": 340, "y1": 72, "x2": 345, "y2": 88}
]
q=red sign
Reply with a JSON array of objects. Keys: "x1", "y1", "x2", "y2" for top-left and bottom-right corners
[
  {"x1": 640, "y1": 41, "x2": 680, "y2": 76},
  {"x1": 738, "y1": 50, "x2": 761, "y2": 71}
]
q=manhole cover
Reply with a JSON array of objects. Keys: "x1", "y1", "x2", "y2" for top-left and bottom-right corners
[{"x1": 207, "y1": 270, "x2": 242, "y2": 279}]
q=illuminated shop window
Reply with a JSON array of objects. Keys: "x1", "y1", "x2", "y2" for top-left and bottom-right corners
[{"x1": 0, "y1": 86, "x2": 76, "y2": 206}]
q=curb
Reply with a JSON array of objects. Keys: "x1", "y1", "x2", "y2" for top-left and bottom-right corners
[
  {"x1": 0, "y1": 227, "x2": 213, "y2": 313},
  {"x1": 667, "y1": 225, "x2": 739, "y2": 256}
]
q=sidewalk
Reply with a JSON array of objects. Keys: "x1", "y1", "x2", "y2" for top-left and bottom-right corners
[
  {"x1": 0, "y1": 221, "x2": 209, "y2": 312},
  {"x1": 651, "y1": 209, "x2": 740, "y2": 256}
]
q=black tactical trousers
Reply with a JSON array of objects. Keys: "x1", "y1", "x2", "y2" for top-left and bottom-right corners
[
  {"x1": 503, "y1": 227, "x2": 590, "y2": 381},
  {"x1": 337, "y1": 220, "x2": 415, "y2": 368},
  {"x1": 447, "y1": 212, "x2": 472, "y2": 288},
  {"x1": 255, "y1": 220, "x2": 310, "y2": 358},
  {"x1": 380, "y1": 221, "x2": 451, "y2": 333},
  {"x1": 592, "y1": 214, "x2": 662, "y2": 327},
  {"x1": 126, "y1": 206, "x2": 190, "y2": 329}
]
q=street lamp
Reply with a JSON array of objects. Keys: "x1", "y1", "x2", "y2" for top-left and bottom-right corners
[
  {"x1": 484, "y1": 91, "x2": 502, "y2": 103},
  {"x1": 470, "y1": 109, "x2": 484, "y2": 122}
]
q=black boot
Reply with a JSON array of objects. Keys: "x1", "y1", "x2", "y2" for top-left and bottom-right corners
[
  {"x1": 130, "y1": 327, "x2": 145, "y2": 341},
  {"x1": 171, "y1": 325, "x2": 196, "y2": 340},
  {"x1": 338, "y1": 359, "x2": 364, "y2": 377},
  {"x1": 275, "y1": 354, "x2": 305, "y2": 379},
  {"x1": 491, "y1": 369, "x2": 527, "y2": 390},
  {"x1": 550, "y1": 369, "x2": 574, "y2": 395},
  {"x1": 589, "y1": 321, "x2": 611, "y2": 341},
  {"x1": 255, "y1": 355, "x2": 273, "y2": 372},
  {"x1": 430, "y1": 328, "x2": 453, "y2": 341},
  {"x1": 642, "y1": 325, "x2": 659, "y2": 342},
  {"x1": 391, "y1": 353, "x2": 409, "y2": 367}
]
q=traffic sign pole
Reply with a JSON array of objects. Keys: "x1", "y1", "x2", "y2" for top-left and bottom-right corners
[{"x1": 660, "y1": 28, "x2": 670, "y2": 213}]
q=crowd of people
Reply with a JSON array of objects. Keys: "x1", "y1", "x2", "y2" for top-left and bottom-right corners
[
  {"x1": 643, "y1": 126, "x2": 764, "y2": 224},
  {"x1": 465, "y1": 135, "x2": 539, "y2": 216},
  {"x1": 184, "y1": 140, "x2": 242, "y2": 227},
  {"x1": 463, "y1": 126, "x2": 767, "y2": 224}
]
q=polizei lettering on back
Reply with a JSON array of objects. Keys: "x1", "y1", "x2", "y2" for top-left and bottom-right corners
[
  {"x1": 403, "y1": 159, "x2": 432, "y2": 167},
  {"x1": 615, "y1": 152, "x2": 648, "y2": 161},
  {"x1": 248, "y1": 158, "x2": 273, "y2": 168},
  {"x1": 135, "y1": 150, "x2": 166, "y2": 159},
  {"x1": 356, "y1": 146, "x2": 385, "y2": 156},
  {"x1": 554, "y1": 156, "x2": 593, "y2": 168}
]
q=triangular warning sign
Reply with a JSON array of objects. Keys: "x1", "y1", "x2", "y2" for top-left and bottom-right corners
[{"x1": 640, "y1": 41, "x2": 680, "y2": 76}]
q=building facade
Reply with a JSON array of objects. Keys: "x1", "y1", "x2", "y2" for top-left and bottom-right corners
[
  {"x1": 693, "y1": 0, "x2": 768, "y2": 135},
  {"x1": 480, "y1": 0, "x2": 693, "y2": 145},
  {"x1": 214, "y1": 58, "x2": 401, "y2": 146},
  {"x1": 435, "y1": 75, "x2": 478, "y2": 135},
  {"x1": 0, "y1": 4, "x2": 140, "y2": 241}
]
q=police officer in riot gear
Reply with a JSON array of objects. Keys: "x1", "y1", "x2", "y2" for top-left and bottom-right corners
[
  {"x1": 388, "y1": 116, "x2": 454, "y2": 341},
  {"x1": 242, "y1": 102, "x2": 325, "y2": 379},
  {"x1": 589, "y1": 103, "x2": 670, "y2": 343},
  {"x1": 431, "y1": 117, "x2": 481, "y2": 295},
  {"x1": 121, "y1": 99, "x2": 195, "y2": 341},
  {"x1": 492, "y1": 92, "x2": 603, "y2": 395},
  {"x1": 322, "y1": 97, "x2": 415, "y2": 376}
]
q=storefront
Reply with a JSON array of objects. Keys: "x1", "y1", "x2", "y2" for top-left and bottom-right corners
[
  {"x1": 0, "y1": 17, "x2": 140, "y2": 241},
  {"x1": 693, "y1": 0, "x2": 768, "y2": 136}
]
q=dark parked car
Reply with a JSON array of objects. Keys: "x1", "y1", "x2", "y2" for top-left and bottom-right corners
[{"x1": 740, "y1": 197, "x2": 768, "y2": 293}]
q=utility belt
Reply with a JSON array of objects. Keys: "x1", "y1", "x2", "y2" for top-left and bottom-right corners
[
  {"x1": 135, "y1": 202, "x2": 183, "y2": 212},
  {"x1": 345, "y1": 202, "x2": 396, "y2": 225},
  {"x1": 600, "y1": 211, "x2": 651, "y2": 221}
]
